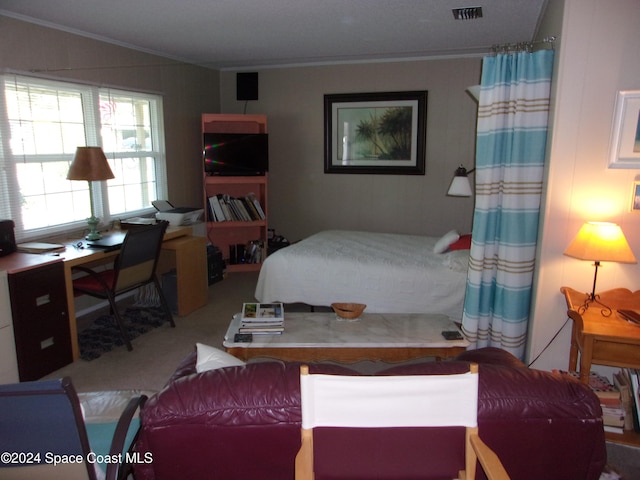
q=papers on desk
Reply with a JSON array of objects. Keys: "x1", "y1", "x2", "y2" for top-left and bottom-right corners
[{"x1": 17, "y1": 242, "x2": 65, "y2": 254}]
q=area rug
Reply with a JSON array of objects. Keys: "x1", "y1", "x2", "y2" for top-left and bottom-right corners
[{"x1": 78, "y1": 307, "x2": 169, "y2": 361}]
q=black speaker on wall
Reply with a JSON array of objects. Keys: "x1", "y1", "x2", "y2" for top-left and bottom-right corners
[{"x1": 236, "y1": 72, "x2": 259, "y2": 101}]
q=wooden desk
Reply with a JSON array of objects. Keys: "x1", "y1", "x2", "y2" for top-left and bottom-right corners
[
  {"x1": 561, "y1": 286, "x2": 640, "y2": 447},
  {"x1": 61, "y1": 226, "x2": 207, "y2": 360}
]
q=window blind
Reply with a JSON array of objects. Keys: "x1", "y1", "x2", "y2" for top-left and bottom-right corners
[{"x1": 0, "y1": 74, "x2": 167, "y2": 241}]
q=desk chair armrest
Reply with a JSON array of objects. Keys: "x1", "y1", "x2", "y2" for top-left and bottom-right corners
[
  {"x1": 105, "y1": 394, "x2": 148, "y2": 480},
  {"x1": 469, "y1": 433, "x2": 510, "y2": 480}
]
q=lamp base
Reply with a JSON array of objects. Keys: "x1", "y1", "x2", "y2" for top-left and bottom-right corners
[
  {"x1": 85, "y1": 215, "x2": 102, "y2": 241},
  {"x1": 576, "y1": 261, "x2": 613, "y2": 316},
  {"x1": 578, "y1": 294, "x2": 612, "y2": 317}
]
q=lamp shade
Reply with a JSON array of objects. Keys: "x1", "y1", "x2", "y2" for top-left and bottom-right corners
[
  {"x1": 564, "y1": 222, "x2": 637, "y2": 264},
  {"x1": 466, "y1": 85, "x2": 481, "y2": 102},
  {"x1": 67, "y1": 147, "x2": 114, "y2": 181},
  {"x1": 447, "y1": 176, "x2": 472, "y2": 196},
  {"x1": 447, "y1": 165, "x2": 473, "y2": 197}
]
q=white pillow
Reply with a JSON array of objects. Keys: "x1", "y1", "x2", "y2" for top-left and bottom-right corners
[
  {"x1": 195, "y1": 342, "x2": 246, "y2": 373},
  {"x1": 444, "y1": 249, "x2": 470, "y2": 272},
  {"x1": 433, "y1": 230, "x2": 460, "y2": 254}
]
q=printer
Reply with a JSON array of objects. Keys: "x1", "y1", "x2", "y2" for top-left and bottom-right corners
[{"x1": 153, "y1": 201, "x2": 203, "y2": 226}]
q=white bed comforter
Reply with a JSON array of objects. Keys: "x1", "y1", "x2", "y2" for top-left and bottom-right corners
[{"x1": 255, "y1": 230, "x2": 468, "y2": 320}]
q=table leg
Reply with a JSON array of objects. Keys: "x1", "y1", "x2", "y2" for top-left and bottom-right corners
[
  {"x1": 579, "y1": 337, "x2": 593, "y2": 384},
  {"x1": 568, "y1": 324, "x2": 578, "y2": 372},
  {"x1": 567, "y1": 310, "x2": 584, "y2": 377}
]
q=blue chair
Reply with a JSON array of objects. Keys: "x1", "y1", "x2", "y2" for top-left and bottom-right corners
[{"x1": 0, "y1": 377, "x2": 146, "y2": 480}]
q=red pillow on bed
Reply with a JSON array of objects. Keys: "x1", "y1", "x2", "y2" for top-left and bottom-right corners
[{"x1": 449, "y1": 234, "x2": 471, "y2": 251}]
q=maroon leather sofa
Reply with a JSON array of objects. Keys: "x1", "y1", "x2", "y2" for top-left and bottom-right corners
[{"x1": 134, "y1": 348, "x2": 606, "y2": 480}]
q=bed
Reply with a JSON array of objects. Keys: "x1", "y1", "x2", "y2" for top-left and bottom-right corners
[{"x1": 254, "y1": 230, "x2": 470, "y2": 321}]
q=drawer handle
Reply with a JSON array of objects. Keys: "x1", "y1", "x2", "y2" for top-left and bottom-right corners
[
  {"x1": 36, "y1": 294, "x2": 51, "y2": 306},
  {"x1": 40, "y1": 337, "x2": 54, "y2": 349}
]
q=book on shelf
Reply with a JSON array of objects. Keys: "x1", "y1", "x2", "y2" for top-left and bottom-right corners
[
  {"x1": 604, "y1": 424, "x2": 625, "y2": 434},
  {"x1": 207, "y1": 193, "x2": 265, "y2": 222},
  {"x1": 241, "y1": 302, "x2": 284, "y2": 323},
  {"x1": 208, "y1": 195, "x2": 225, "y2": 222},
  {"x1": 613, "y1": 369, "x2": 635, "y2": 431},
  {"x1": 627, "y1": 369, "x2": 640, "y2": 432},
  {"x1": 246, "y1": 192, "x2": 265, "y2": 219},
  {"x1": 229, "y1": 197, "x2": 249, "y2": 221},
  {"x1": 243, "y1": 196, "x2": 262, "y2": 220},
  {"x1": 602, "y1": 404, "x2": 625, "y2": 428}
]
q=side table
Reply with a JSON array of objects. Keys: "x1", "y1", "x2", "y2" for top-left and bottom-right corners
[{"x1": 560, "y1": 286, "x2": 640, "y2": 446}]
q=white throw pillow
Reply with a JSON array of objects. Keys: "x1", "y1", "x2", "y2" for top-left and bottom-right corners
[
  {"x1": 433, "y1": 230, "x2": 460, "y2": 254},
  {"x1": 195, "y1": 342, "x2": 246, "y2": 373},
  {"x1": 444, "y1": 249, "x2": 470, "y2": 272}
]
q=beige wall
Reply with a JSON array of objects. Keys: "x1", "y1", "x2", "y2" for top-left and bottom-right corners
[
  {"x1": 0, "y1": 15, "x2": 219, "y2": 209},
  {"x1": 529, "y1": 0, "x2": 640, "y2": 370},
  {"x1": 218, "y1": 58, "x2": 481, "y2": 241}
]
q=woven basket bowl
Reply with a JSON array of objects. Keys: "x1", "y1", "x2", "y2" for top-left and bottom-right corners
[{"x1": 331, "y1": 303, "x2": 366, "y2": 320}]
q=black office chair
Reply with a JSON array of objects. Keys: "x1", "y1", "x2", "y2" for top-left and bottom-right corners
[
  {"x1": 0, "y1": 376, "x2": 146, "y2": 480},
  {"x1": 72, "y1": 222, "x2": 175, "y2": 351}
]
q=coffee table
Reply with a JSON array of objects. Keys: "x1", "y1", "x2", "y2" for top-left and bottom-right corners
[{"x1": 223, "y1": 312, "x2": 469, "y2": 363}]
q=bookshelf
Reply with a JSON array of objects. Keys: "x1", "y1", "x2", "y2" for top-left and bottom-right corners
[{"x1": 202, "y1": 114, "x2": 268, "y2": 273}]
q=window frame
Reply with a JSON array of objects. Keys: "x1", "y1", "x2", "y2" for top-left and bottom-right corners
[{"x1": 0, "y1": 73, "x2": 168, "y2": 242}]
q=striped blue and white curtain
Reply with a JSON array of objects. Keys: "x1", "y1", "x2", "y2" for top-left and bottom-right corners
[{"x1": 461, "y1": 48, "x2": 554, "y2": 360}]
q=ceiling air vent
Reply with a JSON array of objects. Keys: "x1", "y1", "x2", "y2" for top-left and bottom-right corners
[{"x1": 452, "y1": 6, "x2": 483, "y2": 20}]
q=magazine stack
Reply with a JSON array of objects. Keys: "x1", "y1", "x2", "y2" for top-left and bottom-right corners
[{"x1": 238, "y1": 302, "x2": 284, "y2": 335}]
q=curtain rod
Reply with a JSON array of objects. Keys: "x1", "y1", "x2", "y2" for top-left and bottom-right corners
[{"x1": 491, "y1": 35, "x2": 556, "y2": 54}]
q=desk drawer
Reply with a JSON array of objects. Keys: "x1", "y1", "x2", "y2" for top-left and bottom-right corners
[
  {"x1": 8, "y1": 262, "x2": 72, "y2": 381},
  {"x1": 592, "y1": 339, "x2": 640, "y2": 369}
]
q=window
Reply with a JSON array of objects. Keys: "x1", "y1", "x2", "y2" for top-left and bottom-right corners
[{"x1": 0, "y1": 74, "x2": 167, "y2": 241}]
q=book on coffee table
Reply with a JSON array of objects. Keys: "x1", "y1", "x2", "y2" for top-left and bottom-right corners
[
  {"x1": 239, "y1": 302, "x2": 284, "y2": 334},
  {"x1": 238, "y1": 325, "x2": 284, "y2": 334},
  {"x1": 241, "y1": 302, "x2": 284, "y2": 323}
]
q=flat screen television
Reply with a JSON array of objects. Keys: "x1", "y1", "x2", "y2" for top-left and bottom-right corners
[{"x1": 203, "y1": 132, "x2": 268, "y2": 176}]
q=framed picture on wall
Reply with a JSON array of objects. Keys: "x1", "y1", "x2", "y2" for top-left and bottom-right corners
[
  {"x1": 608, "y1": 90, "x2": 640, "y2": 169},
  {"x1": 324, "y1": 91, "x2": 427, "y2": 174},
  {"x1": 631, "y1": 181, "x2": 640, "y2": 212}
]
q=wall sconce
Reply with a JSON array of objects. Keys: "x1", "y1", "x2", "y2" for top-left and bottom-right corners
[
  {"x1": 66, "y1": 146, "x2": 115, "y2": 240},
  {"x1": 466, "y1": 85, "x2": 481, "y2": 102},
  {"x1": 447, "y1": 165, "x2": 475, "y2": 197},
  {"x1": 564, "y1": 221, "x2": 637, "y2": 315}
]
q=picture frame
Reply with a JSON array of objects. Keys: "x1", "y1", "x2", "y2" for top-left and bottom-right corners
[
  {"x1": 608, "y1": 90, "x2": 640, "y2": 169},
  {"x1": 324, "y1": 91, "x2": 427, "y2": 174},
  {"x1": 631, "y1": 181, "x2": 640, "y2": 212}
]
